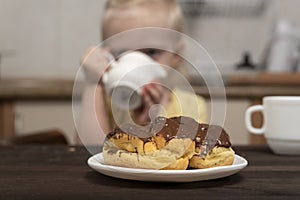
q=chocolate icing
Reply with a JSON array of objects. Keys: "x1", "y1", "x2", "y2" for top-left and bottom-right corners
[
  {"x1": 107, "y1": 123, "x2": 153, "y2": 143},
  {"x1": 107, "y1": 116, "x2": 231, "y2": 148}
]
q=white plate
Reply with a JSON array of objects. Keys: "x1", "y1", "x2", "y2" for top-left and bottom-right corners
[{"x1": 87, "y1": 153, "x2": 248, "y2": 182}]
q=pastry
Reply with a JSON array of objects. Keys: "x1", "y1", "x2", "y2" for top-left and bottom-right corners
[{"x1": 102, "y1": 116, "x2": 234, "y2": 170}]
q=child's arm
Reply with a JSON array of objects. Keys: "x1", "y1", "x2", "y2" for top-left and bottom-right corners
[{"x1": 75, "y1": 46, "x2": 111, "y2": 145}]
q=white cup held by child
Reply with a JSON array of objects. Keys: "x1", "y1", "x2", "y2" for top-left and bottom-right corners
[{"x1": 102, "y1": 51, "x2": 167, "y2": 110}]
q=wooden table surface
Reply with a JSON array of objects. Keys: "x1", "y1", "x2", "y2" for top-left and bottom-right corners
[
  {"x1": 0, "y1": 78, "x2": 76, "y2": 100},
  {"x1": 1, "y1": 75, "x2": 300, "y2": 100},
  {"x1": 0, "y1": 145, "x2": 299, "y2": 199}
]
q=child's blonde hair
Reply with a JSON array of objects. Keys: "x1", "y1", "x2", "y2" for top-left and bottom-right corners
[{"x1": 102, "y1": 0, "x2": 184, "y2": 39}]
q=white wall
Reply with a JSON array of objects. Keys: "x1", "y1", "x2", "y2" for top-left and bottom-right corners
[
  {"x1": 15, "y1": 101, "x2": 75, "y2": 144},
  {"x1": 0, "y1": 0, "x2": 104, "y2": 78},
  {"x1": 2, "y1": 0, "x2": 300, "y2": 77},
  {"x1": 183, "y1": 0, "x2": 300, "y2": 71}
]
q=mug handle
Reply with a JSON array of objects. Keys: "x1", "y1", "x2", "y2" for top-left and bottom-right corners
[{"x1": 245, "y1": 105, "x2": 265, "y2": 134}]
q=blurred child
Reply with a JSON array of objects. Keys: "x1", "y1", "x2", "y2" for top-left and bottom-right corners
[{"x1": 77, "y1": 0, "x2": 207, "y2": 144}]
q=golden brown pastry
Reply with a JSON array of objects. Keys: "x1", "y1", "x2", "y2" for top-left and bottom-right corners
[
  {"x1": 102, "y1": 116, "x2": 234, "y2": 170},
  {"x1": 186, "y1": 122, "x2": 235, "y2": 169}
]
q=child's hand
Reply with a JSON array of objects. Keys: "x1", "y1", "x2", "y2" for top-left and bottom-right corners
[
  {"x1": 133, "y1": 83, "x2": 171, "y2": 125},
  {"x1": 80, "y1": 46, "x2": 110, "y2": 84}
]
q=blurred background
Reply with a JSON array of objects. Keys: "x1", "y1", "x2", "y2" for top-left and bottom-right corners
[{"x1": 1, "y1": 0, "x2": 300, "y2": 145}]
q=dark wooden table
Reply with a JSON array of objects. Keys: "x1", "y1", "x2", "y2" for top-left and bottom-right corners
[{"x1": 0, "y1": 145, "x2": 299, "y2": 199}]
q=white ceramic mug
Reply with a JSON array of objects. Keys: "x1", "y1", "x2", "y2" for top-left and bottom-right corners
[
  {"x1": 102, "y1": 51, "x2": 167, "y2": 110},
  {"x1": 245, "y1": 96, "x2": 300, "y2": 155}
]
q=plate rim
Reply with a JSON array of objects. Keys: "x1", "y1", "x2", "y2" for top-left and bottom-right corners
[{"x1": 87, "y1": 152, "x2": 248, "y2": 182}]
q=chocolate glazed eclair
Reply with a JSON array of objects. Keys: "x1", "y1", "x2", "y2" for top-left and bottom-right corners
[{"x1": 103, "y1": 116, "x2": 234, "y2": 170}]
